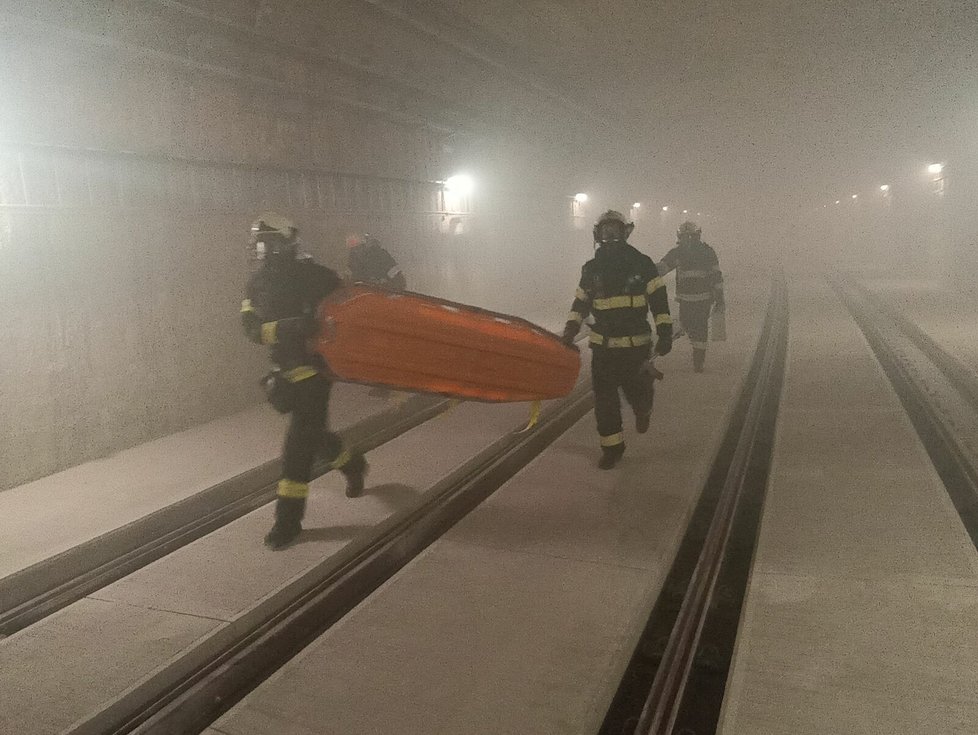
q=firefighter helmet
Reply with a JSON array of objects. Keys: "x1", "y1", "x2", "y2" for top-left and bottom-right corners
[
  {"x1": 677, "y1": 221, "x2": 702, "y2": 242},
  {"x1": 593, "y1": 209, "x2": 635, "y2": 244},
  {"x1": 250, "y1": 212, "x2": 298, "y2": 261}
]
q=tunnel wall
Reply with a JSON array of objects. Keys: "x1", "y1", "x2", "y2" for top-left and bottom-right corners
[{"x1": 0, "y1": 3, "x2": 585, "y2": 489}]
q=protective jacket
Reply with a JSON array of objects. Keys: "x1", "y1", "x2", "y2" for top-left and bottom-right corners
[
  {"x1": 349, "y1": 243, "x2": 405, "y2": 290},
  {"x1": 657, "y1": 241, "x2": 724, "y2": 308},
  {"x1": 564, "y1": 242, "x2": 673, "y2": 349},
  {"x1": 241, "y1": 259, "x2": 342, "y2": 373}
]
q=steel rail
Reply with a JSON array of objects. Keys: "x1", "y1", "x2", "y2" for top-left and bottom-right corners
[
  {"x1": 57, "y1": 380, "x2": 594, "y2": 735},
  {"x1": 0, "y1": 394, "x2": 449, "y2": 636},
  {"x1": 631, "y1": 276, "x2": 788, "y2": 734},
  {"x1": 832, "y1": 275, "x2": 978, "y2": 551}
]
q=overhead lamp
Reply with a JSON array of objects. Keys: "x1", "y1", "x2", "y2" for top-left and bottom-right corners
[
  {"x1": 632, "y1": 202, "x2": 641, "y2": 208},
  {"x1": 574, "y1": 192, "x2": 589, "y2": 203},
  {"x1": 927, "y1": 163, "x2": 944, "y2": 175},
  {"x1": 444, "y1": 173, "x2": 475, "y2": 196},
  {"x1": 880, "y1": 184, "x2": 890, "y2": 192},
  {"x1": 661, "y1": 205, "x2": 669, "y2": 212}
]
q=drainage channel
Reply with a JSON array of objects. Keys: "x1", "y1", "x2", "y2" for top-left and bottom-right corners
[
  {"x1": 66, "y1": 382, "x2": 596, "y2": 735},
  {"x1": 0, "y1": 394, "x2": 449, "y2": 636},
  {"x1": 601, "y1": 275, "x2": 788, "y2": 735},
  {"x1": 833, "y1": 276, "x2": 978, "y2": 554}
]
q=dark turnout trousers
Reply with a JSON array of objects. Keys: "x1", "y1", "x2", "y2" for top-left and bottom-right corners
[
  {"x1": 281, "y1": 374, "x2": 346, "y2": 489},
  {"x1": 679, "y1": 299, "x2": 713, "y2": 370},
  {"x1": 591, "y1": 345, "x2": 654, "y2": 449}
]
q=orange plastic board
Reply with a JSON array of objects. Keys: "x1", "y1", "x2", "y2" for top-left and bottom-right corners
[{"x1": 315, "y1": 286, "x2": 580, "y2": 402}]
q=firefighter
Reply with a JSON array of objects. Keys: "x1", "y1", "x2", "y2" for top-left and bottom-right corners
[
  {"x1": 656, "y1": 221, "x2": 724, "y2": 373},
  {"x1": 562, "y1": 210, "x2": 673, "y2": 469},
  {"x1": 242, "y1": 213, "x2": 368, "y2": 549},
  {"x1": 347, "y1": 233, "x2": 407, "y2": 290}
]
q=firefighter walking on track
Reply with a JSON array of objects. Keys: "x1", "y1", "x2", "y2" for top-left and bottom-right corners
[
  {"x1": 562, "y1": 210, "x2": 673, "y2": 469},
  {"x1": 242, "y1": 213, "x2": 368, "y2": 549},
  {"x1": 657, "y1": 221, "x2": 724, "y2": 373}
]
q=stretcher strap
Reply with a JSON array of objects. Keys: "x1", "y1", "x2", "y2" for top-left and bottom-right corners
[
  {"x1": 438, "y1": 398, "x2": 461, "y2": 419},
  {"x1": 516, "y1": 400, "x2": 542, "y2": 433}
]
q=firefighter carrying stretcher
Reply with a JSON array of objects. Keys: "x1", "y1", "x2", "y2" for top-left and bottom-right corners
[
  {"x1": 242, "y1": 213, "x2": 368, "y2": 550},
  {"x1": 562, "y1": 210, "x2": 673, "y2": 469},
  {"x1": 346, "y1": 233, "x2": 407, "y2": 291}
]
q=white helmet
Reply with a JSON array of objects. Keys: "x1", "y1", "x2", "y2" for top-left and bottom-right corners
[{"x1": 593, "y1": 209, "x2": 635, "y2": 244}]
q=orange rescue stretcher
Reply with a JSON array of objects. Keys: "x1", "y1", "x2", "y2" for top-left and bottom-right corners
[{"x1": 314, "y1": 285, "x2": 580, "y2": 402}]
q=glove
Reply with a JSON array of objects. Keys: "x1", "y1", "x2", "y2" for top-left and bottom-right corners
[
  {"x1": 561, "y1": 322, "x2": 580, "y2": 349},
  {"x1": 655, "y1": 335, "x2": 672, "y2": 356}
]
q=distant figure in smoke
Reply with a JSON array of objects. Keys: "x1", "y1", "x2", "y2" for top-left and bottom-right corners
[
  {"x1": 346, "y1": 234, "x2": 407, "y2": 291},
  {"x1": 656, "y1": 221, "x2": 725, "y2": 373},
  {"x1": 562, "y1": 210, "x2": 673, "y2": 469},
  {"x1": 346, "y1": 233, "x2": 407, "y2": 400},
  {"x1": 242, "y1": 213, "x2": 368, "y2": 550}
]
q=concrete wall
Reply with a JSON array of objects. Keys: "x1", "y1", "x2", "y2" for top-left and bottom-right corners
[{"x1": 0, "y1": 2, "x2": 587, "y2": 489}]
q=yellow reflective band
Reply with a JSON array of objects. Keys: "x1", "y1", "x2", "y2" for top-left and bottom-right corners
[
  {"x1": 575, "y1": 287, "x2": 589, "y2": 301},
  {"x1": 261, "y1": 321, "x2": 278, "y2": 345},
  {"x1": 283, "y1": 366, "x2": 318, "y2": 382},
  {"x1": 589, "y1": 333, "x2": 653, "y2": 348},
  {"x1": 593, "y1": 295, "x2": 646, "y2": 310},
  {"x1": 600, "y1": 432, "x2": 625, "y2": 447},
  {"x1": 646, "y1": 277, "x2": 665, "y2": 294},
  {"x1": 677, "y1": 292, "x2": 714, "y2": 302},
  {"x1": 655, "y1": 313, "x2": 673, "y2": 326},
  {"x1": 567, "y1": 311, "x2": 584, "y2": 324},
  {"x1": 240, "y1": 299, "x2": 254, "y2": 313},
  {"x1": 330, "y1": 449, "x2": 352, "y2": 470},
  {"x1": 277, "y1": 478, "x2": 309, "y2": 499}
]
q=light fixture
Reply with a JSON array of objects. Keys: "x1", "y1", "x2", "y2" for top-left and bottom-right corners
[
  {"x1": 880, "y1": 184, "x2": 890, "y2": 192},
  {"x1": 445, "y1": 173, "x2": 475, "y2": 196},
  {"x1": 632, "y1": 202, "x2": 641, "y2": 208},
  {"x1": 851, "y1": 194, "x2": 858, "y2": 199},
  {"x1": 574, "y1": 192, "x2": 589, "y2": 203},
  {"x1": 661, "y1": 205, "x2": 669, "y2": 212},
  {"x1": 927, "y1": 163, "x2": 944, "y2": 175}
]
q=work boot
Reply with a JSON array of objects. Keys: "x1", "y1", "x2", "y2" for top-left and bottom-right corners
[
  {"x1": 636, "y1": 412, "x2": 651, "y2": 434},
  {"x1": 598, "y1": 444, "x2": 625, "y2": 470},
  {"x1": 264, "y1": 496, "x2": 306, "y2": 550},
  {"x1": 340, "y1": 451, "x2": 368, "y2": 498},
  {"x1": 693, "y1": 348, "x2": 706, "y2": 373}
]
